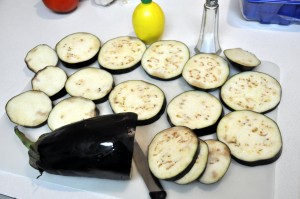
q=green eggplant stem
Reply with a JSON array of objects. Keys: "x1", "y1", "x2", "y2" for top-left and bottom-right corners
[{"x1": 14, "y1": 126, "x2": 34, "y2": 150}]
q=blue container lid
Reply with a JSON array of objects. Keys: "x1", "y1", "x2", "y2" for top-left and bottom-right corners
[
  {"x1": 246, "y1": 0, "x2": 300, "y2": 4},
  {"x1": 241, "y1": 0, "x2": 300, "y2": 25}
]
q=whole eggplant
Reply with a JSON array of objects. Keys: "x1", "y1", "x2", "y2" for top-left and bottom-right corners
[{"x1": 15, "y1": 112, "x2": 138, "y2": 180}]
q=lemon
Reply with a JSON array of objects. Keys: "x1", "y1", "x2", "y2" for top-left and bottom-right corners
[{"x1": 132, "y1": 0, "x2": 165, "y2": 45}]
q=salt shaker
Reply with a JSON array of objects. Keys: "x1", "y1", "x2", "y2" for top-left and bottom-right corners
[{"x1": 195, "y1": 0, "x2": 221, "y2": 55}]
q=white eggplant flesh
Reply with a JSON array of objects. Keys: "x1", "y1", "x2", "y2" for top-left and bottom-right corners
[
  {"x1": 141, "y1": 40, "x2": 190, "y2": 80},
  {"x1": 220, "y1": 71, "x2": 281, "y2": 113},
  {"x1": 182, "y1": 53, "x2": 229, "y2": 90},
  {"x1": 199, "y1": 140, "x2": 231, "y2": 184},
  {"x1": 65, "y1": 67, "x2": 114, "y2": 102},
  {"x1": 5, "y1": 90, "x2": 52, "y2": 127},
  {"x1": 108, "y1": 80, "x2": 165, "y2": 125},
  {"x1": 98, "y1": 36, "x2": 146, "y2": 74},
  {"x1": 224, "y1": 48, "x2": 261, "y2": 71},
  {"x1": 167, "y1": 90, "x2": 223, "y2": 135},
  {"x1": 217, "y1": 110, "x2": 282, "y2": 166},
  {"x1": 56, "y1": 32, "x2": 101, "y2": 67},
  {"x1": 32, "y1": 66, "x2": 67, "y2": 98},
  {"x1": 148, "y1": 126, "x2": 199, "y2": 180},
  {"x1": 47, "y1": 97, "x2": 98, "y2": 131},
  {"x1": 25, "y1": 44, "x2": 58, "y2": 73}
]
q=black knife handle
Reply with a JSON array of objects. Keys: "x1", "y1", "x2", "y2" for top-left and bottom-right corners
[{"x1": 149, "y1": 191, "x2": 167, "y2": 199}]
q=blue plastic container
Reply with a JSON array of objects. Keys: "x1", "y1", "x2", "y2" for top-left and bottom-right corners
[{"x1": 240, "y1": 0, "x2": 300, "y2": 25}]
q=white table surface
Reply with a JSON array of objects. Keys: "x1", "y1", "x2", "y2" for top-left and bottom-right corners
[{"x1": 0, "y1": 0, "x2": 300, "y2": 199}]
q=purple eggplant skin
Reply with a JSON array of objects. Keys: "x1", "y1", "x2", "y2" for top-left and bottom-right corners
[{"x1": 15, "y1": 112, "x2": 138, "y2": 180}]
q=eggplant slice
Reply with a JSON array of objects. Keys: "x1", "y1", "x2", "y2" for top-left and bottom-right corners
[
  {"x1": 32, "y1": 66, "x2": 68, "y2": 100},
  {"x1": 217, "y1": 110, "x2": 282, "y2": 166},
  {"x1": 220, "y1": 71, "x2": 282, "y2": 113},
  {"x1": 47, "y1": 97, "x2": 98, "y2": 131},
  {"x1": 56, "y1": 32, "x2": 101, "y2": 67},
  {"x1": 175, "y1": 139, "x2": 209, "y2": 184},
  {"x1": 108, "y1": 80, "x2": 166, "y2": 125},
  {"x1": 141, "y1": 40, "x2": 190, "y2": 80},
  {"x1": 224, "y1": 48, "x2": 261, "y2": 71},
  {"x1": 182, "y1": 53, "x2": 229, "y2": 91},
  {"x1": 5, "y1": 90, "x2": 52, "y2": 127},
  {"x1": 65, "y1": 67, "x2": 114, "y2": 103},
  {"x1": 98, "y1": 36, "x2": 146, "y2": 74},
  {"x1": 148, "y1": 126, "x2": 199, "y2": 181},
  {"x1": 199, "y1": 140, "x2": 231, "y2": 184},
  {"x1": 25, "y1": 44, "x2": 58, "y2": 73},
  {"x1": 167, "y1": 90, "x2": 223, "y2": 136}
]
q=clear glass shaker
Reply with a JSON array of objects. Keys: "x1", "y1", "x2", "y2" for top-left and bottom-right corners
[{"x1": 195, "y1": 0, "x2": 221, "y2": 55}]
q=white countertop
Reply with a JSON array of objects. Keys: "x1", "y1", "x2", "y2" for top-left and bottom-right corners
[{"x1": 0, "y1": 0, "x2": 300, "y2": 199}]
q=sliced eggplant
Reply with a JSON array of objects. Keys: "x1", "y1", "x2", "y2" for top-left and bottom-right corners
[
  {"x1": 56, "y1": 32, "x2": 101, "y2": 68},
  {"x1": 108, "y1": 80, "x2": 166, "y2": 125},
  {"x1": 31, "y1": 66, "x2": 68, "y2": 100},
  {"x1": 224, "y1": 48, "x2": 261, "y2": 71},
  {"x1": 98, "y1": 36, "x2": 146, "y2": 74},
  {"x1": 220, "y1": 71, "x2": 282, "y2": 113},
  {"x1": 167, "y1": 90, "x2": 223, "y2": 136},
  {"x1": 199, "y1": 139, "x2": 231, "y2": 184},
  {"x1": 175, "y1": 139, "x2": 209, "y2": 184},
  {"x1": 47, "y1": 97, "x2": 98, "y2": 131},
  {"x1": 217, "y1": 110, "x2": 282, "y2": 166},
  {"x1": 65, "y1": 67, "x2": 114, "y2": 103},
  {"x1": 182, "y1": 53, "x2": 229, "y2": 91},
  {"x1": 148, "y1": 126, "x2": 199, "y2": 181},
  {"x1": 5, "y1": 90, "x2": 52, "y2": 127},
  {"x1": 25, "y1": 44, "x2": 58, "y2": 73},
  {"x1": 141, "y1": 40, "x2": 190, "y2": 80}
]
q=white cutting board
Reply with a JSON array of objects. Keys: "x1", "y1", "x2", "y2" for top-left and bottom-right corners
[{"x1": 0, "y1": 58, "x2": 280, "y2": 199}]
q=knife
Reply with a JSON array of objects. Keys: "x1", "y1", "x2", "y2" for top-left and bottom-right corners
[{"x1": 133, "y1": 141, "x2": 167, "y2": 199}]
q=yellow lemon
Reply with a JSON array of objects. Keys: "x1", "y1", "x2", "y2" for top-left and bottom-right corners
[{"x1": 132, "y1": 0, "x2": 165, "y2": 45}]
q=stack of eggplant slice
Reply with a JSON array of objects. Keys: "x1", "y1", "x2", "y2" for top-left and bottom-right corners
[
  {"x1": 148, "y1": 127, "x2": 231, "y2": 185},
  {"x1": 5, "y1": 31, "x2": 283, "y2": 187},
  {"x1": 175, "y1": 139, "x2": 209, "y2": 184}
]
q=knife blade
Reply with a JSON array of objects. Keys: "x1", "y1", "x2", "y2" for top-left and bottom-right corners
[{"x1": 133, "y1": 141, "x2": 167, "y2": 199}]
